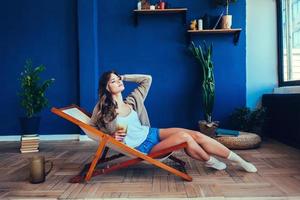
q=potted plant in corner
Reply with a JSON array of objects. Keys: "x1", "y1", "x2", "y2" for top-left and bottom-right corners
[
  {"x1": 228, "y1": 107, "x2": 266, "y2": 137},
  {"x1": 190, "y1": 42, "x2": 218, "y2": 137},
  {"x1": 18, "y1": 59, "x2": 55, "y2": 135},
  {"x1": 215, "y1": 0, "x2": 237, "y2": 29}
]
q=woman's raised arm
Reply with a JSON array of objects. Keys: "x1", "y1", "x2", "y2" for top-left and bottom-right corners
[{"x1": 122, "y1": 74, "x2": 152, "y2": 101}]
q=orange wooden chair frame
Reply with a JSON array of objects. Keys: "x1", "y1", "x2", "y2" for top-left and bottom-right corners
[{"x1": 51, "y1": 105, "x2": 192, "y2": 182}]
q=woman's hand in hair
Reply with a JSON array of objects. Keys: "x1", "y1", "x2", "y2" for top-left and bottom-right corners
[{"x1": 112, "y1": 129, "x2": 126, "y2": 142}]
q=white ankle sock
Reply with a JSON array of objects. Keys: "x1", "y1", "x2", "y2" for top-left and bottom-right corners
[
  {"x1": 227, "y1": 151, "x2": 257, "y2": 172},
  {"x1": 205, "y1": 156, "x2": 227, "y2": 170}
]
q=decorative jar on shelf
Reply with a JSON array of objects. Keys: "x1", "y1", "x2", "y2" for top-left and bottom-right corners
[
  {"x1": 221, "y1": 15, "x2": 232, "y2": 29},
  {"x1": 159, "y1": 0, "x2": 166, "y2": 9}
]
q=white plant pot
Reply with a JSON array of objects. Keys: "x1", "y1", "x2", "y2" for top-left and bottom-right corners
[{"x1": 221, "y1": 15, "x2": 232, "y2": 29}]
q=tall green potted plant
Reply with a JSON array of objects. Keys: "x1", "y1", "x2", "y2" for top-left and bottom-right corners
[
  {"x1": 190, "y1": 42, "x2": 218, "y2": 137},
  {"x1": 215, "y1": 0, "x2": 237, "y2": 29},
  {"x1": 18, "y1": 59, "x2": 55, "y2": 135}
]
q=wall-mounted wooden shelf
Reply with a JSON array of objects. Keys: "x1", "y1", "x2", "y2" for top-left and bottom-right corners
[
  {"x1": 133, "y1": 8, "x2": 187, "y2": 26},
  {"x1": 187, "y1": 28, "x2": 242, "y2": 45}
]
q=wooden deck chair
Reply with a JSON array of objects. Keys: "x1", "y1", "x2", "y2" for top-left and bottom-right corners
[{"x1": 51, "y1": 105, "x2": 192, "y2": 182}]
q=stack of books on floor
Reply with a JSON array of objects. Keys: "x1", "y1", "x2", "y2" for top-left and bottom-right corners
[{"x1": 20, "y1": 134, "x2": 39, "y2": 153}]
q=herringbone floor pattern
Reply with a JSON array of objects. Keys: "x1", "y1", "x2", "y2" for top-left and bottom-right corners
[{"x1": 0, "y1": 139, "x2": 300, "y2": 199}]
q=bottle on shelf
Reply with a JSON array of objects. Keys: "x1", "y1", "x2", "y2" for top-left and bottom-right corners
[
  {"x1": 198, "y1": 19, "x2": 203, "y2": 30},
  {"x1": 137, "y1": 0, "x2": 142, "y2": 10}
]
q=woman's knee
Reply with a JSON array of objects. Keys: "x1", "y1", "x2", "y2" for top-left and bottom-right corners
[
  {"x1": 177, "y1": 132, "x2": 194, "y2": 142},
  {"x1": 192, "y1": 131, "x2": 207, "y2": 143}
]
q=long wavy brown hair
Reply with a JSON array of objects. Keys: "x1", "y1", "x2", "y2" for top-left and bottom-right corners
[{"x1": 96, "y1": 70, "x2": 121, "y2": 128}]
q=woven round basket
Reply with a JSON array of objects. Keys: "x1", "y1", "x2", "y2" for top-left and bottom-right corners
[{"x1": 215, "y1": 132, "x2": 261, "y2": 150}]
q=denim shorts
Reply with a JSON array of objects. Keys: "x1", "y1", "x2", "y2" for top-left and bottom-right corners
[{"x1": 135, "y1": 128, "x2": 160, "y2": 154}]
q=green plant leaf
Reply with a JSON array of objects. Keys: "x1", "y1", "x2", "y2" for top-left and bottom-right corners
[
  {"x1": 18, "y1": 59, "x2": 55, "y2": 117},
  {"x1": 190, "y1": 41, "x2": 215, "y2": 122}
]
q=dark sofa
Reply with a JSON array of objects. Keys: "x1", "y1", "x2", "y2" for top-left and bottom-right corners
[{"x1": 262, "y1": 93, "x2": 300, "y2": 149}]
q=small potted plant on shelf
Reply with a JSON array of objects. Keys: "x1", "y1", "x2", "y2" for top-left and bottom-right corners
[
  {"x1": 190, "y1": 42, "x2": 218, "y2": 137},
  {"x1": 214, "y1": 0, "x2": 237, "y2": 29},
  {"x1": 18, "y1": 59, "x2": 55, "y2": 135}
]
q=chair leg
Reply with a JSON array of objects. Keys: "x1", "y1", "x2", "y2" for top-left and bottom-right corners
[
  {"x1": 78, "y1": 154, "x2": 184, "y2": 182},
  {"x1": 73, "y1": 142, "x2": 191, "y2": 182},
  {"x1": 85, "y1": 137, "x2": 108, "y2": 181},
  {"x1": 91, "y1": 142, "x2": 192, "y2": 181}
]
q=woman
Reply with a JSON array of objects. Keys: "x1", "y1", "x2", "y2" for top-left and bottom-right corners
[{"x1": 90, "y1": 70, "x2": 257, "y2": 172}]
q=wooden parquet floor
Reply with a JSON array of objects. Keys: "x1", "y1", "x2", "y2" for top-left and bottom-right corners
[{"x1": 0, "y1": 139, "x2": 300, "y2": 199}]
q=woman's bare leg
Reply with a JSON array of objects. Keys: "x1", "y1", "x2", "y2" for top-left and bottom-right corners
[
  {"x1": 159, "y1": 128, "x2": 257, "y2": 172},
  {"x1": 159, "y1": 128, "x2": 230, "y2": 158},
  {"x1": 150, "y1": 131, "x2": 210, "y2": 161},
  {"x1": 151, "y1": 131, "x2": 227, "y2": 170}
]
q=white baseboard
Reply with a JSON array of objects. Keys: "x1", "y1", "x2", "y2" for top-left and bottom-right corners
[
  {"x1": 39, "y1": 134, "x2": 80, "y2": 141},
  {"x1": 0, "y1": 134, "x2": 93, "y2": 141},
  {"x1": 0, "y1": 136, "x2": 21, "y2": 141},
  {"x1": 79, "y1": 135, "x2": 93, "y2": 141}
]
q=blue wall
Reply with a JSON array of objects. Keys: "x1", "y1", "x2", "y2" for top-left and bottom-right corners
[
  {"x1": 94, "y1": 0, "x2": 246, "y2": 129},
  {"x1": 0, "y1": 0, "x2": 246, "y2": 135},
  {"x1": 0, "y1": 0, "x2": 79, "y2": 135}
]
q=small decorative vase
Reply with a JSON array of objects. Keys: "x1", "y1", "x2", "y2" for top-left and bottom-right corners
[
  {"x1": 221, "y1": 15, "x2": 232, "y2": 29},
  {"x1": 159, "y1": 1, "x2": 165, "y2": 9},
  {"x1": 150, "y1": 5, "x2": 155, "y2": 10}
]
